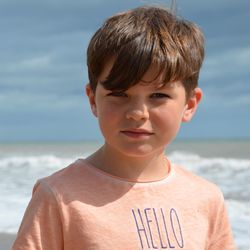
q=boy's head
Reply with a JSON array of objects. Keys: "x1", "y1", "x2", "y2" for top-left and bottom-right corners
[{"x1": 87, "y1": 5, "x2": 204, "y2": 98}]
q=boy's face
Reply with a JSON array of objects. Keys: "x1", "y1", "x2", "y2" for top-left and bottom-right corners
[{"x1": 86, "y1": 59, "x2": 202, "y2": 158}]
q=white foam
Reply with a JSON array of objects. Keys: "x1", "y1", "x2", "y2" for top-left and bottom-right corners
[
  {"x1": 169, "y1": 151, "x2": 250, "y2": 170},
  {"x1": 0, "y1": 155, "x2": 75, "y2": 233},
  {"x1": 227, "y1": 200, "x2": 250, "y2": 250}
]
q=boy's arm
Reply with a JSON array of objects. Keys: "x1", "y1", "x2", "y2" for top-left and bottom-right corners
[
  {"x1": 12, "y1": 180, "x2": 63, "y2": 250},
  {"x1": 207, "y1": 189, "x2": 236, "y2": 250}
]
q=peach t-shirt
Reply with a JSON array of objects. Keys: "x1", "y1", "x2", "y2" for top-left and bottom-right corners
[{"x1": 13, "y1": 159, "x2": 236, "y2": 250}]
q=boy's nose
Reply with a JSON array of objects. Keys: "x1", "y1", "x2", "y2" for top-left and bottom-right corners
[{"x1": 125, "y1": 102, "x2": 149, "y2": 121}]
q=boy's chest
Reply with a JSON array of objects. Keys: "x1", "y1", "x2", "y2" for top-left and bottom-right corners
[{"x1": 62, "y1": 199, "x2": 210, "y2": 250}]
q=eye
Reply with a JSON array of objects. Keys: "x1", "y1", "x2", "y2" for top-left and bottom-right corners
[
  {"x1": 150, "y1": 93, "x2": 170, "y2": 99},
  {"x1": 107, "y1": 91, "x2": 127, "y2": 97}
]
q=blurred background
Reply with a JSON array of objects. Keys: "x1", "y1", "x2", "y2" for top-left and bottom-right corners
[{"x1": 0, "y1": 0, "x2": 249, "y2": 249}]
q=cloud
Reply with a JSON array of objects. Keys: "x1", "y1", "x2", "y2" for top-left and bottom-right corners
[
  {"x1": 0, "y1": 31, "x2": 91, "y2": 96},
  {"x1": 3, "y1": 91, "x2": 82, "y2": 110},
  {"x1": 1, "y1": 0, "x2": 250, "y2": 141},
  {"x1": 202, "y1": 46, "x2": 250, "y2": 81},
  {"x1": 2, "y1": 55, "x2": 51, "y2": 74}
]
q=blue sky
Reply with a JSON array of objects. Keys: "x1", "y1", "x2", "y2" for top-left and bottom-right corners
[{"x1": 0, "y1": 0, "x2": 249, "y2": 142}]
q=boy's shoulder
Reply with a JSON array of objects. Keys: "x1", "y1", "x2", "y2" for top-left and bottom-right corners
[
  {"x1": 173, "y1": 163, "x2": 214, "y2": 185},
  {"x1": 46, "y1": 158, "x2": 87, "y2": 179},
  {"x1": 173, "y1": 163, "x2": 224, "y2": 202},
  {"x1": 33, "y1": 159, "x2": 92, "y2": 196}
]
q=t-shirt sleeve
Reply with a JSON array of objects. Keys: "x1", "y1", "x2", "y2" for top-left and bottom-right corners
[
  {"x1": 12, "y1": 180, "x2": 63, "y2": 250},
  {"x1": 207, "y1": 189, "x2": 236, "y2": 250}
]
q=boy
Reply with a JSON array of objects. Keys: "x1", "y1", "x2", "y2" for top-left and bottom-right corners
[{"x1": 13, "y1": 5, "x2": 236, "y2": 250}]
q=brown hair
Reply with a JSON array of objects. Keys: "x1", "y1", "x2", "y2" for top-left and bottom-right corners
[{"x1": 87, "y1": 5, "x2": 205, "y2": 96}]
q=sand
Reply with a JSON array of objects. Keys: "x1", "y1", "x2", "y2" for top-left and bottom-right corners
[{"x1": 0, "y1": 233, "x2": 16, "y2": 250}]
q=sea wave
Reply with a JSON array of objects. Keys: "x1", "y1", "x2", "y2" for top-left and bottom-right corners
[
  {"x1": 169, "y1": 151, "x2": 250, "y2": 201},
  {"x1": 0, "y1": 152, "x2": 249, "y2": 249}
]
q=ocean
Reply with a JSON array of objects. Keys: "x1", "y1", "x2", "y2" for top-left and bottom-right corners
[{"x1": 0, "y1": 140, "x2": 249, "y2": 249}]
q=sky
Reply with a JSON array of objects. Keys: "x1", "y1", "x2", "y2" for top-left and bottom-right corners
[{"x1": 0, "y1": 0, "x2": 249, "y2": 142}]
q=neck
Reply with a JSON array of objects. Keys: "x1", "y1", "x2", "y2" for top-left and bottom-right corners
[{"x1": 86, "y1": 143, "x2": 169, "y2": 182}]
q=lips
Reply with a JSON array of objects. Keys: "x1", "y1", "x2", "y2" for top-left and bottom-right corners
[{"x1": 120, "y1": 129, "x2": 154, "y2": 138}]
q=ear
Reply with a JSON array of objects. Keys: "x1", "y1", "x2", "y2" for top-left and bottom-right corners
[
  {"x1": 86, "y1": 83, "x2": 98, "y2": 117},
  {"x1": 182, "y1": 87, "x2": 202, "y2": 122}
]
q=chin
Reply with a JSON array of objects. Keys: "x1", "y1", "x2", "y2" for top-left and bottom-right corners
[{"x1": 117, "y1": 144, "x2": 164, "y2": 158}]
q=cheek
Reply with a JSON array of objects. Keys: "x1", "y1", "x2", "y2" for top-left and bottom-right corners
[
  {"x1": 96, "y1": 104, "x2": 121, "y2": 134},
  {"x1": 153, "y1": 106, "x2": 184, "y2": 131},
  {"x1": 97, "y1": 103, "x2": 120, "y2": 120}
]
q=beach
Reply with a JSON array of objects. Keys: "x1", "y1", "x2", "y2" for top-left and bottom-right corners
[{"x1": 0, "y1": 140, "x2": 249, "y2": 250}]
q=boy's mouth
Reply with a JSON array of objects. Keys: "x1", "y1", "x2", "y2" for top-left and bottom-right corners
[{"x1": 120, "y1": 129, "x2": 154, "y2": 138}]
